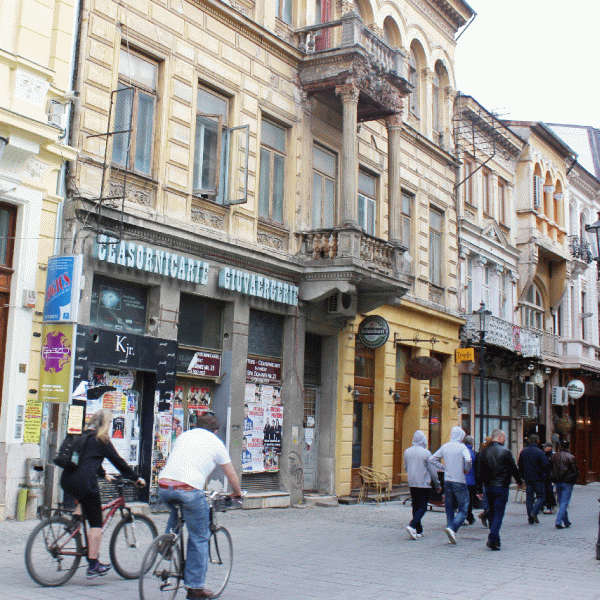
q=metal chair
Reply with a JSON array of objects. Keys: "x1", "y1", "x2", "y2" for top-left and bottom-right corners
[{"x1": 357, "y1": 466, "x2": 391, "y2": 505}]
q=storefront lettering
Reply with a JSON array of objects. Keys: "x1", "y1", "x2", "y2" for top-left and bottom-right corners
[
  {"x1": 115, "y1": 335, "x2": 134, "y2": 358},
  {"x1": 218, "y1": 267, "x2": 298, "y2": 306},
  {"x1": 95, "y1": 235, "x2": 210, "y2": 286}
]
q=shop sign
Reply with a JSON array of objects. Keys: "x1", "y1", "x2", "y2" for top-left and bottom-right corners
[
  {"x1": 567, "y1": 379, "x2": 585, "y2": 399},
  {"x1": 218, "y1": 267, "x2": 298, "y2": 306},
  {"x1": 246, "y1": 357, "x2": 282, "y2": 384},
  {"x1": 39, "y1": 323, "x2": 75, "y2": 403},
  {"x1": 43, "y1": 255, "x2": 83, "y2": 322},
  {"x1": 185, "y1": 350, "x2": 221, "y2": 378},
  {"x1": 94, "y1": 234, "x2": 210, "y2": 285},
  {"x1": 556, "y1": 416, "x2": 574, "y2": 434},
  {"x1": 405, "y1": 356, "x2": 443, "y2": 380},
  {"x1": 357, "y1": 316, "x2": 389, "y2": 349},
  {"x1": 456, "y1": 348, "x2": 474, "y2": 363}
]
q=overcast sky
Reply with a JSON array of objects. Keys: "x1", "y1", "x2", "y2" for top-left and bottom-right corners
[{"x1": 455, "y1": 1, "x2": 600, "y2": 129}]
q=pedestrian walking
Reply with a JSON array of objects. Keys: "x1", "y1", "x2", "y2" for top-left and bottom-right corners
[
  {"x1": 477, "y1": 435, "x2": 492, "y2": 527},
  {"x1": 429, "y1": 426, "x2": 472, "y2": 545},
  {"x1": 541, "y1": 442, "x2": 557, "y2": 513},
  {"x1": 517, "y1": 433, "x2": 549, "y2": 524},
  {"x1": 476, "y1": 428, "x2": 522, "y2": 550},
  {"x1": 463, "y1": 435, "x2": 477, "y2": 525},
  {"x1": 404, "y1": 430, "x2": 442, "y2": 540},
  {"x1": 550, "y1": 439, "x2": 578, "y2": 529}
]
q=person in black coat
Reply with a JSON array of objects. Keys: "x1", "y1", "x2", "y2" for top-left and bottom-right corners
[
  {"x1": 60, "y1": 409, "x2": 145, "y2": 579},
  {"x1": 517, "y1": 433, "x2": 549, "y2": 524}
]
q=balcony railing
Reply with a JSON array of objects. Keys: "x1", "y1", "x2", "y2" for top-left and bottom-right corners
[
  {"x1": 568, "y1": 235, "x2": 593, "y2": 263},
  {"x1": 295, "y1": 13, "x2": 406, "y2": 80}
]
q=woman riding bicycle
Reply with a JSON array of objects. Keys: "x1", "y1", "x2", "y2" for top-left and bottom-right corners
[{"x1": 60, "y1": 409, "x2": 145, "y2": 579}]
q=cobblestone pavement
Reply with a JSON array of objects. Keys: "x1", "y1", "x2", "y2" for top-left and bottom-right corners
[{"x1": 2, "y1": 483, "x2": 599, "y2": 600}]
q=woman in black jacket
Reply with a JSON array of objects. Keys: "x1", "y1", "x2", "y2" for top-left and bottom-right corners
[{"x1": 60, "y1": 409, "x2": 145, "y2": 579}]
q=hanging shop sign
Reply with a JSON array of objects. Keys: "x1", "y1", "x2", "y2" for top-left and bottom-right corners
[
  {"x1": 43, "y1": 254, "x2": 83, "y2": 323},
  {"x1": 405, "y1": 356, "x2": 443, "y2": 380},
  {"x1": 357, "y1": 315, "x2": 389, "y2": 349},
  {"x1": 567, "y1": 379, "x2": 585, "y2": 399},
  {"x1": 556, "y1": 415, "x2": 574, "y2": 434},
  {"x1": 39, "y1": 323, "x2": 75, "y2": 403},
  {"x1": 94, "y1": 234, "x2": 210, "y2": 285},
  {"x1": 246, "y1": 357, "x2": 282, "y2": 384},
  {"x1": 456, "y1": 348, "x2": 475, "y2": 363},
  {"x1": 218, "y1": 267, "x2": 298, "y2": 306}
]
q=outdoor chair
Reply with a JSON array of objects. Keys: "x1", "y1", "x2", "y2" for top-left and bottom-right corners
[{"x1": 357, "y1": 466, "x2": 391, "y2": 504}]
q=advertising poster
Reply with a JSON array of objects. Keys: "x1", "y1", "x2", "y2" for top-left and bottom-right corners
[
  {"x1": 23, "y1": 398, "x2": 43, "y2": 443},
  {"x1": 43, "y1": 254, "x2": 83, "y2": 323},
  {"x1": 39, "y1": 323, "x2": 75, "y2": 403},
  {"x1": 172, "y1": 388, "x2": 184, "y2": 440},
  {"x1": 188, "y1": 387, "x2": 211, "y2": 429}
]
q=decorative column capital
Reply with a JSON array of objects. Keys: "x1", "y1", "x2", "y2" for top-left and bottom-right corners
[
  {"x1": 335, "y1": 82, "x2": 360, "y2": 104},
  {"x1": 385, "y1": 113, "x2": 403, "y2": 130}
]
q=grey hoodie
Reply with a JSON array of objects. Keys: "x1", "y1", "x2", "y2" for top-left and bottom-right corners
[
  {"x1": 429, "y1": 426, "x2": 472, "y2": 484},
  {"x1": 404, "y1": 430, "x2": 440, "y2": 489}
]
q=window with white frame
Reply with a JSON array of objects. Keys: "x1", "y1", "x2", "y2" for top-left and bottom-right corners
[
  {"x1": 465, "y1": 158, "x2": 475, "y2": 206},
  {"x1": 432, "y1": 68, "x2": 441, "y2": 133},
  {"x1": 582, "y1": 290, "x2": 587, "y2": 340},
  {"x1": 112, "y1": 49, "x2": 158, "y2": 176},
  {"x1": 483, "y1": 170, "x2": 492, "y2": 215},
  {"x1": 429, "y1": 208, "x2": 443, "y2": 286},
  {"x1": 498, "y1": 180, "x2": 507, "y2": 224},
  {"x1": 259, "y1": 120, "x2": 286, "y2": 223},
  {"x1": 277, "y1": 0, "x2": 292, "y2": 24},
  {"x1": 483, "y1": 265, "x2": 490, "y2": 309},
  {"x1": 466, "y1": 256, "x2": 473, "y2": 313},
  {"x1": 408, "y1": 50, "x2": 419, "y2": 116},
  {"x1": 312, "y1": 144, "x2": 337, "y2": 229},
  {"x1": 358, "y1": 170, "x2": 376, "y2": 236},
  {"x1": 401, "y1": 191, "x2": 413, "y2": 270},
  {"x1": 522, "y1": 283, "x2": 544, "y2": 330}
]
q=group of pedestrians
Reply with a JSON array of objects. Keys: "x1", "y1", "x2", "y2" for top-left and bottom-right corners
[{"x1": 404, "y1": 426, "x2": 578, "y2": 551}]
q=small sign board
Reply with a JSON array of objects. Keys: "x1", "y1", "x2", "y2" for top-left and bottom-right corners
[
  {"x1": 357, "y1": 316, "x2": 390, "y2": 349},
  {"x1": 567, "y1": 379, "x2": 585, "y2": 399},
  {"x1": 456, "y1": 348, "x2": 475, "y2": 363}
]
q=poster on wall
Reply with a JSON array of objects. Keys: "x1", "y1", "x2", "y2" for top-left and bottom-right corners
[
  {"x1": 39, "y1": 323, "x2": 75, "y2": 403},
  {"x1": 188, "y1": 387, "x2": 211, "y2": 428},
  {"x1": 23, "y1": 398, "x2": 43, "y2": 443}
]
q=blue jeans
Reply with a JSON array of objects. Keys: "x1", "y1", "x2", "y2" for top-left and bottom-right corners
[
  {"x1": 485, "y1": 486, "x2": 509, "y2": 545},
  {"x1": 159, "y1": 488, "x2": 210, "y2": 589},
  {"x1": 555, "y1": 482, "x2": 574, "y2": 527},
  {"x1": 409, "y1": 487, "x2": 430, "y2": 534},
  {"x1": 525, "y1": 481, "x2": 546, "y2": 517},
  {"x1": 444, "y1": 480, "x2": 469, "y2": 532}
]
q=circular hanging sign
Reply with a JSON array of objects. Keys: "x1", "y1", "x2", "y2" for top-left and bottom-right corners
[
  {"x1": 556, "y1": 416, "x2": 574, "y2": 434},
  {"x1": 357, "y1": 316, "x2": 390, "y2": 349},
  {"x1": 405, "y1": 356, "x2": 443, "y2": 380},
  {"x1": 567, "y1": 380, "x2": 585, "y2": 399}
]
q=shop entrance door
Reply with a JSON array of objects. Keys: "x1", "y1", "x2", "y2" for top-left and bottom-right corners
[
  {"x1": 572, "y1": 395, "x2": 600, "y2": 484},
  {"x1": 0, "y1": 291, "x2": 8, "y2": 413},
  {"x1": 351, "y1": 344, "x2": 375, "y2": 490},
  {"x1": 302, "y1": 387, "x2": 319, "y2": 491}
]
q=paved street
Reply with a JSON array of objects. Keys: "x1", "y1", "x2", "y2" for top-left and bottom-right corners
[{"x1": 2, "y1": 483, "x2": 599, "y2": 600}]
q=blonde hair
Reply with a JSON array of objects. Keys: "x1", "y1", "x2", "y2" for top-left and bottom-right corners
[{"x1": 88, "y1": 409, "x2": 112, "y2": 443}]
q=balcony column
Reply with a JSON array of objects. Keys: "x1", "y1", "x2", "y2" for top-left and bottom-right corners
[
  {"x1": 336, "y1": 82, "x2": 359, "y2": 229},
  {"x1": 386, "y1": 113, "x2": 403, "y2": 246}
]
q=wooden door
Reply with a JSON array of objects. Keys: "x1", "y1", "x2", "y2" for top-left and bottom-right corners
[{"x1": 392, "y1": 345, "x2": 411, "y2": 484}]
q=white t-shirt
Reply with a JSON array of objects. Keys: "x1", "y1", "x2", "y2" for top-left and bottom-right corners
[{"x1": 159, "y1": 428, "x2": 231, "y2": 490}]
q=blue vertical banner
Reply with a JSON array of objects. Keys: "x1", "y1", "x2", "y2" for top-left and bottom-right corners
[{"x1": 43, "y1": 255, "x2": 83, "y2": 323}]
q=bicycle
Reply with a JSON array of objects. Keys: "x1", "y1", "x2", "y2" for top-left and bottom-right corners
[
  {"x1": 139, "y1": 490, "x2": 238, "y2": 600},
  {"x1": 25, "y1": 476, "x2": 158, "y2": 587}
]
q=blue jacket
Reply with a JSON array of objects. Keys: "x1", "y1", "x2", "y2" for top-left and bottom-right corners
[
  {"x1": 464, "y1": 443, "x2": 476, "y2": 486},
  {"x1": 518, "y1": 443, "x2": 549, "y2": 482}
]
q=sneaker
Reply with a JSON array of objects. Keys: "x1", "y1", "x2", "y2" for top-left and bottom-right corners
[
  {"x1": 86, "y1": 563, "x2": 111, "y2": 579},
  {"x1": 415, "y1": 533, "x2": 424, "y2": 539},
  {"x1": 444, "y1": 527, "x2": 457, "y2": 545},
  {"x1": 406, "y1": 525, "x2": 418, "y2": 540},
  {"x1": 157, "y1": 539, "x2": 173, "y2": 559}
]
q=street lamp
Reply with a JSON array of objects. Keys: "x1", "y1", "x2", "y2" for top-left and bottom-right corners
[
  {"x1": 475, "y1": 301, "x2": 492, "y2": 447},
  {"x1": 585, "y1": 212, "x2": 600, "y2": 277}
]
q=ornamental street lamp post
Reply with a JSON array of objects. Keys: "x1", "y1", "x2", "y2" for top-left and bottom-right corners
[{"x1": 475, "y1": 301, "x2": 492, "y2": 448}]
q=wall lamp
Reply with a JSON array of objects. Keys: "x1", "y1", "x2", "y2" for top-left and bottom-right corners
[
  {"x1": 453, "y1": 395, "x2": 463, "y2": 409},
  {"x1": 347, "y1": 385, "x2": 360, "y2": 400},
  {"x1": 527, "y1": 364, "x2": 535, "y2": 371},
  {"x1": 544, "y1": 367, "x2": 552, "y2": 374},
  {"x1": 388, "y1": 388, "x2": 401, "y2": 403}
]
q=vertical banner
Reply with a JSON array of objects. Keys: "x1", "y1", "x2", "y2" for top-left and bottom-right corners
[
  {"x1": 43, "y1": 255, "x2": 83, "y2": 323},
  {"x1": 39, "y1": 323, "x2": 75, "y2": 403}
]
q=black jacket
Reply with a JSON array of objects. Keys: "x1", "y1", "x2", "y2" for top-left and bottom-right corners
[
  {"x1": 60, "y1": 430, "x2": 138, "y2": 498},
  {"x1": 518, "y1": 444, "x2": 549, "y2": 482},
  {"x1": 476, "y1": 441, "x2": 523, "y2": 488},
  {"x1": 550, "y1": 449, "x2": 578, "y2": 484}
]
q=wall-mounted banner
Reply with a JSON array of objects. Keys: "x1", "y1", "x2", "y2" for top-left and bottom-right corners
[
  {"x1": 39, "y1": 323, "x2": 75, "y2": 403},
  {"x1": 94, "y1": 234, "x2": 210, "y2": 285},
  {"x1": 246, "y1": 357, "x2": 282, "y2": 384},
  {"x1": 43, "y1": 255, "x2": 83, "y2": 322},
  {"x1": 218, "y1": 267, "x2": 298, "y2": 306},
  {"x1": 358, "y1": 315, "x2": 390, "y2": 349},
  {"x1": 185, "y1": 350, "x2": 222, "y2": 378}
]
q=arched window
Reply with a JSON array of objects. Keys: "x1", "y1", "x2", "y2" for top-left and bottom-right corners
[
  {"x1": 409, "y1": 42, "x2": 422, "y2": 117},
  {"x1": 432, "y1": 68, "x2": 441, "y2": 133},
  {"x1": 522, "y1": 284, "x2": 544, "y2": 330}
]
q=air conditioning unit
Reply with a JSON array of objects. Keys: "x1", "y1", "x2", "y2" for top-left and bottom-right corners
[
  {"x1": 519, "y1": 400, "x2": 536, "y2": 419},
  {"x1": 551, "y1": 386, "x2": 568, "y2": 406},
  {"x1": 47, "y1": 100, "x2": 67, "y2": 131},
  {"x1": 326, "y1": 292, "x2": 356, "y2": 317},
  {"x1": 517, "y1": 381, "x2": 535, "y2": 400}
]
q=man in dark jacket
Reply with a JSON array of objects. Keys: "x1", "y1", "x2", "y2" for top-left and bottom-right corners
[
  {"x1": 517, "y1": 433, "x2": 549, "y2": 524},
  {"x1": 476, "y1": 428, "x2": 522, "y2": 550},
  {"x1": 550, "y1": 439, "x2": 578, "y2": 529}
]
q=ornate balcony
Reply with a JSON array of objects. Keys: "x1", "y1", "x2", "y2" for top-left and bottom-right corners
[{"x1": 295, "y1": 13, "x2": 410, "y2": 122}]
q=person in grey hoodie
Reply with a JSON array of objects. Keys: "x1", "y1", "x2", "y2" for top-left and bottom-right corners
[
  {"x1": 404, "y1": 430, "x2": 441, "y2": 540},
  {"x1": 429, "y1": 426, "x2": 472, "y2": 545}
]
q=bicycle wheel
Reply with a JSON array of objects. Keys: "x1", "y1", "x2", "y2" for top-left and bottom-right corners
[
  {"x1": 204, "y1": 526, "x2": 233, "y2": 598},
  {"x1": 25, "y1": 516, "x2": 83, "y2": 587},
  {"x1": 109, "y1": 512, "x2": 158, "y2": 579},
  {"x1": 139, "y1": 534, "x2": 183, "y2": 600}
]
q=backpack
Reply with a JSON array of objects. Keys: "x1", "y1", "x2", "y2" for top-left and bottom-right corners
[{"x1": 53, "y1": 431, "x2": 93, "y2": 473}]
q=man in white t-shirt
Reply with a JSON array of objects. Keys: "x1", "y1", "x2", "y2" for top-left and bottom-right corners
[{"x1": 159, "y1": 412, "x2": 242, "y2": 600}]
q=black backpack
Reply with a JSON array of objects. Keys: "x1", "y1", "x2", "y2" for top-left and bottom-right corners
[{"x1": 53, "y1": 431, "x2": 93, "y2": 473}]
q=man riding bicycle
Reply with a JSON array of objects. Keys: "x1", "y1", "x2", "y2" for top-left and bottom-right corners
[{"x1": 158, "y1": 412, "x2": 242, "y2": 600}]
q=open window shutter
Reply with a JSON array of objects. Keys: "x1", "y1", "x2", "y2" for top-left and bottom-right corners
[
  {"x1": 193, "y1": 113, "x2": 222, "y2": 197},
  {"x1": 223, "y1": 124, "x2": 249, "y2": 206}
]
